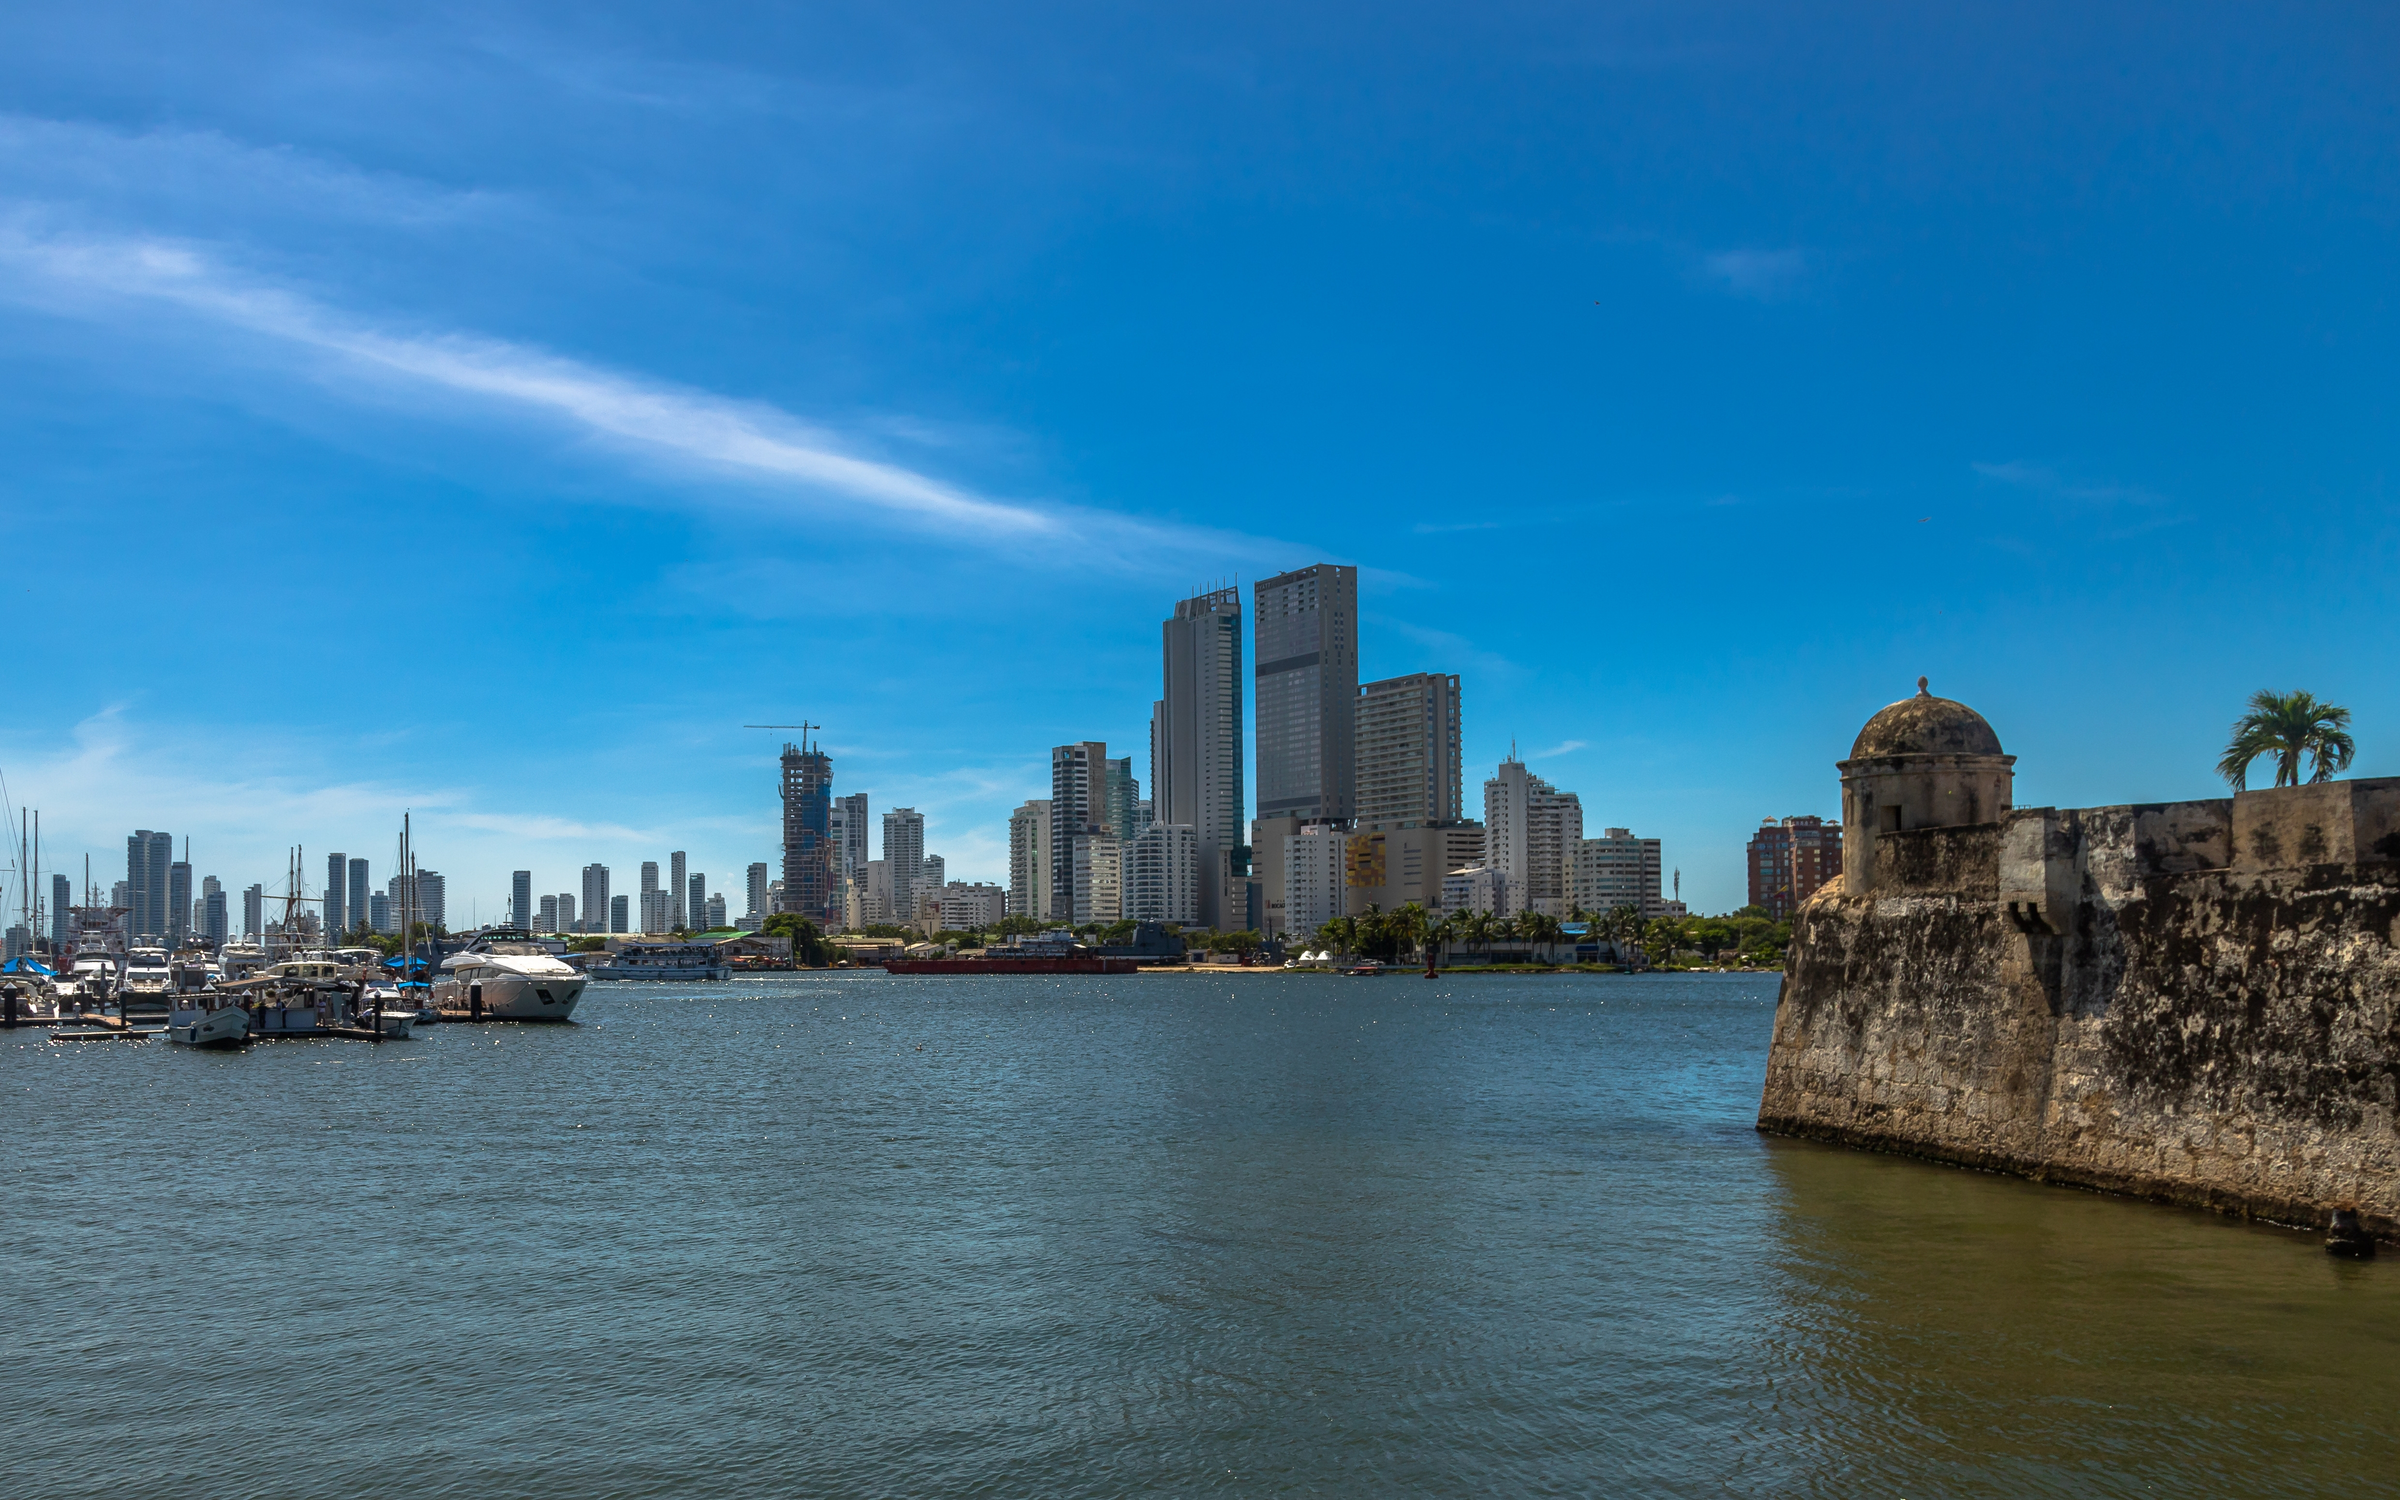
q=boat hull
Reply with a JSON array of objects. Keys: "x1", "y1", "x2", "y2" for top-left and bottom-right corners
[
  {"x1": 169, "y1": 1006, "x2": 252, "y2": 1048},
  {"x1": 434, "y1": 972, "x2": 585, "y2": 1020}
]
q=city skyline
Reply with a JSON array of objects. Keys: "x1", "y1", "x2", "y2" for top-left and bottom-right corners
[{"x1": 2, "y1": 6, "x2": 2394, "y2": 918}]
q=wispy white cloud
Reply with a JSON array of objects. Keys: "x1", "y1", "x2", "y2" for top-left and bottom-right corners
[
  {"x1": 1698, "y1": 247, "x2": 1810, "y2": 300},
  {"x1": 1971, "y1": 460, "x2": 2167, "y2": 507},
  {"x1": 1533, "y1": 739, "x2": 1588, "y2": 758},
  {"x1": 0, "y1": 220, "x2": 1070, "y2": 538}
]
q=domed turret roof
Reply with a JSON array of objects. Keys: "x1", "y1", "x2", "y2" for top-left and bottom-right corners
[{"x1": 1850, "y1": 678, "x2": 2004, "y2": 759}]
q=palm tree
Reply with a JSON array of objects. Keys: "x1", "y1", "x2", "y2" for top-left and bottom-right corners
[
  {"x1": 1606, "y1": 905, "x2": 1644, "y2": 966},
  {"x1": 1520, "y1": 911, "x2": 1563, "y2": 962},
  {"x1": 2218, "y1": 690, "x2": 2356, "y2": 790}
]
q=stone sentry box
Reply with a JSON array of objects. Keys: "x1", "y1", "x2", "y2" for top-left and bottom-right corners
[{"x1": 1761, "y1": 681, "x2": 2400, "y2": 1242}]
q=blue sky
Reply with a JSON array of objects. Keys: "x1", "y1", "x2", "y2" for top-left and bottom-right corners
[{"x1": 0, "y1": 1, "x2": 2393, "y2": 920}]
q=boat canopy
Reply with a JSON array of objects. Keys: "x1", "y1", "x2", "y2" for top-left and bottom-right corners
[{"x1": 1, "y1": 957, "x2": 56, "y2": 975}]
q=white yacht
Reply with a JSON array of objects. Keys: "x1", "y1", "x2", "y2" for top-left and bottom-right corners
[
  {"x1": 219, "y1": 942, "x2": 268, "y2": 983},
  {"x1": 120, "y1": 947, "x2": 174, "y2": 1006},
  {"x1": 434, "y1": 933, "x2": 588, "y2": 1020}
]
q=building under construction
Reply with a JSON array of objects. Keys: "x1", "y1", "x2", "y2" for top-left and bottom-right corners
[{"x1": 779, "y1": 733, "x2": 837, "y2": 926}]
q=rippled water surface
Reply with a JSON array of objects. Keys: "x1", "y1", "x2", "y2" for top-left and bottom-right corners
[{"x1": 7, "y1": 971, "x2": 2396, "y2": 1497}]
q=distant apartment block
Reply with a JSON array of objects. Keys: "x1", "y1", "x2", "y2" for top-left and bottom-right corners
[
  {"x1": 1008, "y1": 799, "x2": 1052, "y2": 920},
  {"x1": 1284, "y1": 824, "x2": 1347, "y2": 938},
  {"x1": 512, "y1": 871, "x2": 533, "y2": 931},
  {"x1": 610, "y1": 894, "x2": 630, "y2": 933},
  {"x1": 537, "y1": 895, "x2": 559, "y2": 932},
  {"x1": 883, "y1": 808, "x2": 926, "y2": 925},
  {"x1": 1483, "y1": 755, "x2": 1582, "y2": 918},
  {"x1": 1749, "y1": 815, "x2": 1843, "y2": 920},
  {"x1": 325, "y1": 852, "x2": 349, "y2": 937},
  {"x1": 1356, "y1": 672, "x2": 1463, "y2": 826},
  {"x1": 583, "y1": 865, "x2": 611, "y2": 937},
  {"x1": 1126, "y1": 822, "x2": 1198, "y2": 925},
  {"x1": 934, "y1": 882, "x2": 1005, "y2": 931},
  {"x1": 746, "y1": 862, "x2": 770, "y2": 920},
  {"x1": 1572, "y1": 829, "x2": 1665, "y2": 917},
  {"x1": 1049, "y1": 742, "x2": 1110, "y2": 922}
]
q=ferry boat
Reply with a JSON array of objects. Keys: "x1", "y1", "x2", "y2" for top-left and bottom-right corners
[
  {"x1": 586, "y1": 943, "x2": 732, "y2": 982},
  {"x1": 434, "y1": 931, "x2": 589, "y2": 1019}
]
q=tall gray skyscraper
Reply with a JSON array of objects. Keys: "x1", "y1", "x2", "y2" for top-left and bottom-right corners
[
  {"x1": 511, "y1": 870, "x2": 533, "y2": 930},
  {"x1": 669, "y1": 852, "x2": 687, "y2": 929},
  {"x1": 415, "y1": 871, "x2": 446, "y2": 929},
  {"x1": 558, "y1": 893, "x2": 577, "y2": 932},
  {"x1": 348, "y1": 858, "x2": 369, "y2": 936},
  {"x1": 243, "y1": 883, "x2": 264, "y2": 937},
  {"x1": 127, "y1": 830, "x2": 172, "y2": 943},
  {"x1": 1356, "y1": 673, "x2": 1464, "y2": 825},
  {"x1": 201, "y1": 880, "x2": 229, "y2": 946},
  {"x1": 611, "y1": 894, "x2": 630, "y2": 933},
  {"x1": 688, "y1": 872, "x2": 707, "y2": 930},
  {"x1": 746, "y1": 862, "x2": 770, "y2": 919},
  {"x1": 883, "y1": 808, "x2": 925, "y2": 923},
  {"x1": 1254, "y1": 564, "x2": 1357, "y2": 825},
  {"x1": 1103, "y1": 756, "x2": 1139, "y2": 842},
  {"x1": 168, "y1": 850, "x2": 192, "y2": 946},
  {"x1": 583, "y1": 864, "x2": 611, "y2": 936},
  {"x1": 1155, "y1": 587, "x2": 1246, "y2": 928},
  {"x1": 325, "y1": 851, "x2": 348, "y2": 937},
  {"x1": 1049, "y1": 741, "x2": 1110, "y2": 922},
  {"x1": 537, "y1": 895, "x2": 559, "y2": 933}
]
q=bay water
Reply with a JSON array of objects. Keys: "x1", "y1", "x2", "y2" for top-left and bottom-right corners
[{"x1": 6, "y1": 971, "x2": 2395, "y2": 1496}]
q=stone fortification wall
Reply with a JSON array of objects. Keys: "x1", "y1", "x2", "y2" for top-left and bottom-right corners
[{"x1": 1759, "y1": 779, "x2": 2400, "y2": 1238}]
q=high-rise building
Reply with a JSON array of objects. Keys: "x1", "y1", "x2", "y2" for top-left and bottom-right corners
[
  {"x1": 348, "y1": 858, "x2": 369, "y2": 938},
  {"x1": 1572, "y1": 829, "x2": 1665, "y2": 917},
  {"x1": 746, "y1": 862, "x2": 770, "y2": 920},
  {"x1": 669, "y1": 852, "x2": 688, "y2": 929},
  {"x1": 324, "y1": 852, "x2": 348, "y2": 938},
  {"x1": 688, "y1": 872, "x2": 707, "y2": 930},
  {"x1": 934, "y1": 882, "x2": 1006, "y2": 931},
  {"x1": 1125, "y1": 822, "x2": 1198, "y2": 925},
  {"x1": 1254, "y1": 564, "x2": 1358, "y2": 826},
  {"x1": 537, "y1": 895, "x2": 559, "y2": 933},
  {"x1": 920, "y1": 855, "x2": 944, "y2": 896},
  {"x1": 126, "y1": 830, "x2": 172, "y2": 943},
  {"x1": 611, "y1": 894, "x2": 630, "y2": 933},
  {"x1": 779, "y1": 736, "x2": 837, "y2": 925},
  {"x1": 1049, "y1": 742, "x2": 1109, "y2": 922},
  {"x1": 558, "y1": 893, "x2": 577, "y2": 932},
  {"x1": 1748, "y1": 816, "x2": 1843, "y2": 920},
  {"x1": 640, "y1": 888, "x2": 673, "y2": 933},
  {"x1": 243, "y1": 883, "x2": 264, "y2": 937},
  {"x1": 883, "y1": 808, "x2": 925, "y2": 925},
  {"x1": 1483, "y1": 754, "x2": 1582, "y2": 917},
  {"x1": 1155, "y1": 587, "x2": 1246, "y2": 929},
  {"x1": 705, "y1": 893, "x2": 727, "y2": 929},
  {"x1": 859, "y1": 860, "x2": 892, "y2": 925},
  {"x1": 370, "y1": 891, "x2": 393, "y2": 934},
  {"x1": 641, "y1": 862, "x2": 660, "y2": 902},
  {"x1": 416, "y1": 871, "x2": 446, "y2": 930},
  {"x1": 1284, "y1": 824, "x2": 1348, "y2": 938},
  {"x1": 50, "y1": 873, "x2": 70, "y2": 947},
  {"x1": 512, "y1": 870, "x2": 534, "y2": 931},
  {"x1": 831, "y1": 793, "x2": 869, "y2": 874},
  {"x1": 1065, "y1": 831, "x2": 1122, "y2": 926},
  {"x1": 583, "y1": 865, "x2": 611, "y2": 937},
  {"x1": 1104, "y1": 757, "x2": 1140, "y2": 842},
  {"x1": 201, "y1": 885, "x2": 229, "y2": 946},
  {"x1": 1007, "y1": 800, "x2": 1051, "y2": 919},
  {"x1": 1356, "y1": 673, "x2": 1464, "y2": 826},
  {"x1": 167, "y1": 853, "x2": 191, "y2": 945}
]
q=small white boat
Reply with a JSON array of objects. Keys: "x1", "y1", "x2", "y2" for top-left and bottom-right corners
[
  {"x1": 434, "y1": 932, "x2": 589, "y2": 1019},
  {"x1": 169, "y1": 999, "x2": 252, "y2": 1048}
]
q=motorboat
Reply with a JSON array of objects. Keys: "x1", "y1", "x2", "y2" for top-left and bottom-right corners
[
  {"x1": 170, "y1": 947, "x2": 221, "y2": 995},
  {"x1": 218, "y1": 942, "x2": 268, "y2": 983},
  {"x1": 120, "y1": 947, "x2": 175, "y2": 1015},
  {"x1": 433, "y1": 931, "x2": 588, "y2": 1020},
  {"x1": 169, "y1": 994, "x2": 252, "y2": 1048},
  {"x1": 362, "y1": 979, "x2": 437, "y2": 1028},
  {"x1": 586, "y1": 942, "x2": 733, "y2": 982}
]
